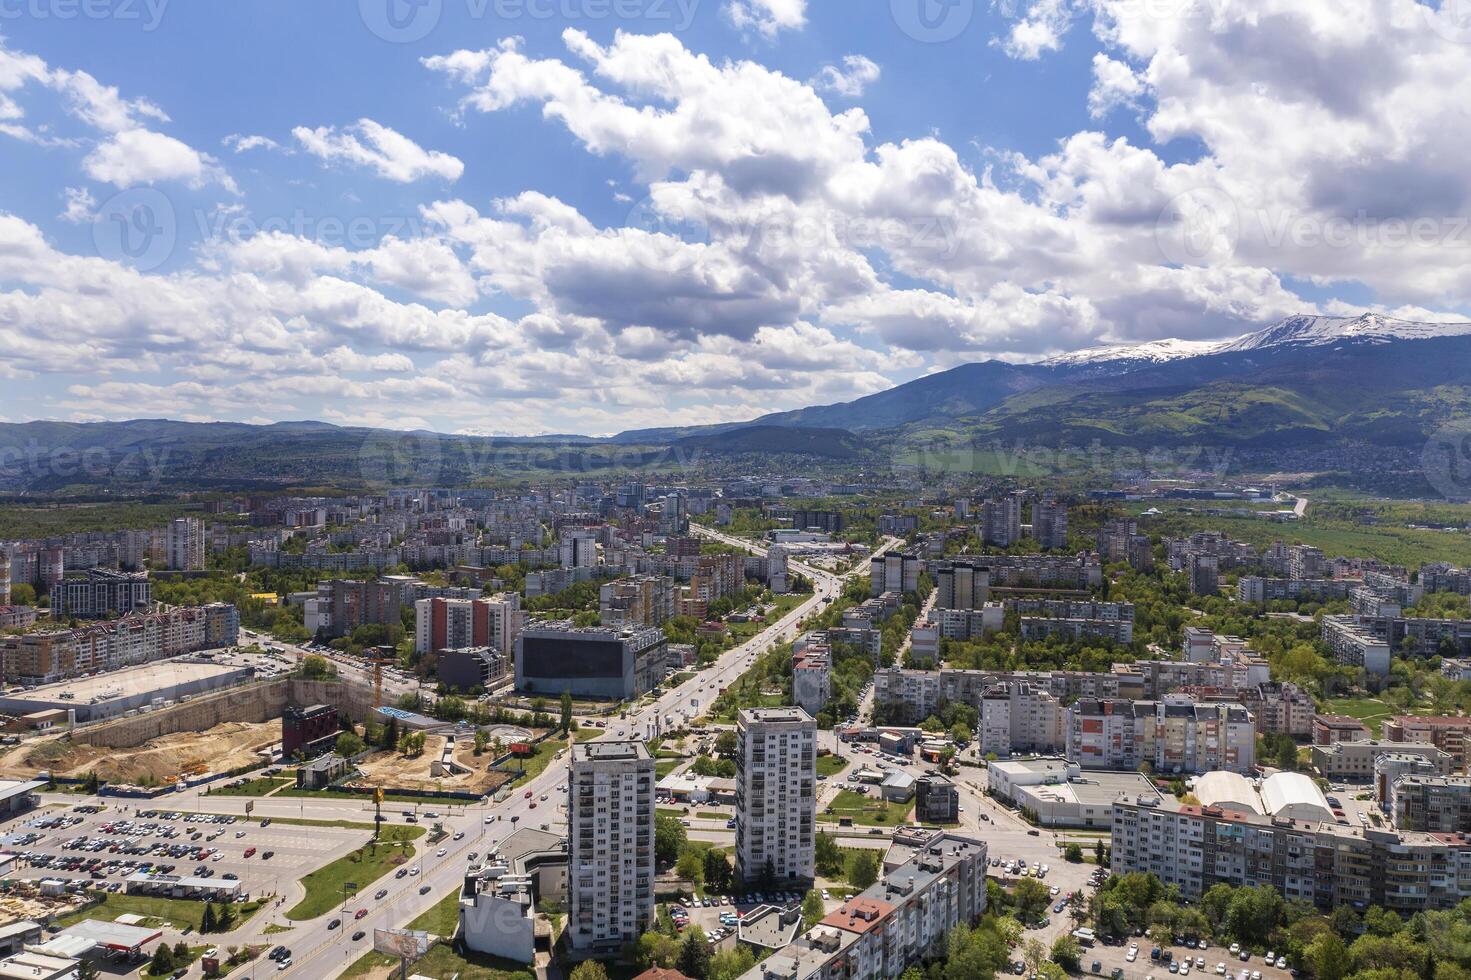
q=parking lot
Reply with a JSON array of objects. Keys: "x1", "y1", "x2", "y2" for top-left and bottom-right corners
[
  {"x1": 0, "y1": 803, "x2": 372, "y2": 904},
  {"x1": 1066, "y1": 935, "x2": 1298, "y2": 980},
  {"x1": 666, "y1": 887, "x2": 828, "y2": 946}
]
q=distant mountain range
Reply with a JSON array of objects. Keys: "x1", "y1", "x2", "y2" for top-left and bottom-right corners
[
  {"x1": 2, "y1": 314, "x2": 1467, "y2": 490},
  {"x1": 614, "y1": 313, "x2": 1471, "y2": 452}
]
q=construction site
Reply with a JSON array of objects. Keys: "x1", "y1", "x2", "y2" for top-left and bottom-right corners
[{"x1": 344, "y1": 733, "x2": 519, "y2": 796}]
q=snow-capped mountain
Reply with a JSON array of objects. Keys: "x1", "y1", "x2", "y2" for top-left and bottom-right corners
[
  {"x1": 1217, "y1": 313, "x2": 1471, "y2": 353},
  {"x1": 1041, "y1": 337, "x2": 1226, "y2": 369},
  {"x1": 1039, "y1": 314, "x2": 1471, "y2": 370}
]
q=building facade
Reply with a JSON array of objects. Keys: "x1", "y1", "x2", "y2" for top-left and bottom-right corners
[{"x1": 737, "y1": 708, "x2": 816, "y2": 886}]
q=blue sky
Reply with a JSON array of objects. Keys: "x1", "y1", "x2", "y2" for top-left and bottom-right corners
[{"x1": 2, "y1": 0, "x2": 1469, "y2": 435}]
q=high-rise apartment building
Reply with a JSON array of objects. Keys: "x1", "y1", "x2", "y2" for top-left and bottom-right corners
[
  {"x1": 980, "y1": 494, "x2": 1024, "y2": 547},
  {"x1": 51, "y1": 568, "x2": 151, "y2": 620},
  {"x1": 166, "y1": 517, "x2": 206, "y2": 571},
  {"x1": 1030, "y1": 497, "x2": 1068, "y2": 550},
  {"x1": 568, "y1": 741, "x2": 654, "y2": 956},
  {"x1": 736, "y1": 708, "x2": 816, "y2": 886},
  {"x1": 414, "y1": 594, "x2": 524, "y2": 655}
]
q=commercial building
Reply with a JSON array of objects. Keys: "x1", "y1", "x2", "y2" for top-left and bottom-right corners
[
  {"x1": 50, "y1": 569, "x2": 151, "y2": 620},
  {"x1": 567, "y1": 741, "x2": 655, "y2": 956},
  {"x1": 1066, "y1": 698, "x2": 1257, "y2": 774},
  {"x1": 914, "y1": 776, "x2": 958, "y2": 822},
  {"x1": 1311, "y1": 739, "x2": 1455, "y2": 780},
  {"x1": 733, "y1": 831, "x2": 988, "y2": 980},
  {"x1": 438, "y1": 647, "x2": 509, "y2": 693},
  {"x1": 987, "y1": 758, "x2": 1155, "y2": 828},
  {"x1": 515, "y1": 623, "x2": 667, "y2": 700},
  {"x1": 737, "y1": 708, "x2": 816, "y2": 886},
  {"x1": 414, "y1": 594, "x2": 524, "y2": 655},
  {"x1": 460, "y1": 827, "x2": 568, "y2": 963},
  {"x1": 281, "y1": 703, "x2": 338, "y2": 757}
]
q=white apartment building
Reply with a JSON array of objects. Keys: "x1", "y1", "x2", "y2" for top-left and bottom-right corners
[
  {"x1": 737, "y1": 708, "x2": 817, "y2": 886},
  {"x1": 978, "y1": 682, "x2": 1066, "y2": 757},
  {"x1": 166, "y1": 517, "x2": 205, "y2": 571},
  {"x1": 567, "y1": 741, "x2": 654, "y2": 956}
]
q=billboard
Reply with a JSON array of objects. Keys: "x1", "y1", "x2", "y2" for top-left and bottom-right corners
[{"x1": 373, "y1": 928, "x2": 431, "y2": 958}]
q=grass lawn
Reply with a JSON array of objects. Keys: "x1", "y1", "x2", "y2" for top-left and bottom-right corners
[
  {"x1": 499, "y1": 737, "x2": 571, "y2": 785},
  {"x1": 694, "y1": 811, "x2": 732, "y2": 820},
  {"x1": 822, "y1": 789, "x2": 912, "y2": 827},
  {"x1": 263, "y1": 923, "x2": 294, "y2": 935},
  {"x1": 1322, "y1": 696, "x2": 1395, "y2": 735},
  {"x1": 205, "y1": 776, "x2": 293, "y2": 797},
  {"x1": 276, "y1": 786, "x2": 477, "y2": 806},
  {"x1": 344, "y1": 941, "x2": 535, "y2": 980},
  {"x1": 286, "y1": 825, "x2": 424, "y2": 921},
  {"x1": 816, "y1": 754, "x2": 849, "y2": 778},
  {"x1": 655, "y1": 760, "x2": 682, "y2": 778},
  {"x1": 405, "y1": 891, "x2": 460, "y2": 936},
  {"x1": 58, "y1": 894, "x2": 264, "y2": 932}
]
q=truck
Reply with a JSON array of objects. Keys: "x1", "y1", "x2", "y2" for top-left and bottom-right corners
[{"x1": 1072, "y1": 928, "x2": 1096, "y2": 947}]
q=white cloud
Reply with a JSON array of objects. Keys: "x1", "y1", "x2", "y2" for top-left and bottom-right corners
[
  {"x1": 811, "y1": 55, "x2": 881, "y2": 98},
  {"x1": 223, "y1": 133, "x2": 283, "y2": 153},
  {"x1": 724, "y1": 0, "x2": 806, "y2": 37},
  {"x1": 292, "y1": 119, "x2": 463, "y2": 183},
  {"x1": 84, "y1": 129, "x2": 238, "y2": 192},
  {"x1": 58, "y1": 186, "x2": 95, "y2": 224}
]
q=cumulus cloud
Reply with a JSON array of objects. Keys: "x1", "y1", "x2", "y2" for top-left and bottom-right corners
[
  {"x1": 811, "y1": 56, "x2": 881, "y2": 98},
  {"x1": 84, "y1": 129, "x2": 237, "y2": 191},
  {"x1": 724, "y1": 0, "x2": 806, "y2": 37},
  {"x1": 292, "y1": 119, "x2": 464, "y2": 183}
]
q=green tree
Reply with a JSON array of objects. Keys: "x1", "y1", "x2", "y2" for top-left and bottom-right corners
[
  {"x1": 201, "y1": 903, "x2": 217, "y2": 934},
  {"x1": 1051, "y1": 935, "x2": 1082, "y2": 971},
  {"x1": 473, "y1": 729, "x2": 490, "y2": 756},
  {"x1": 149, "y1": 944, "x2": 175, "y2": 976},
  {"x1": 846, "y1": 850, "x2": 880, "y2": 890},
  {"x1": 172, "y1": 941, "x2": 189, "y2": 962},
  {"x1": 1022, "y1": 938, "x2": 1048, "y2": 974},
  {"x1": 570, "y1": 962, "x2": 610, "y2": 980},
  {"x1": 802, "y1": 889, "x2": 826, "y2": 929},
  {"x1": 561, "y1": 690, "x2": 573, "y2": 734},
  {"x1": 335, "y1": 731, "x2": 365, "y2": 757},
  {"x1": 1307, "y1": 932, "x2": 1350, "y2": 980},
  {"x1": 655, "y1": 814, "x2": 687, "y2": 867},
  {"x1": 636, "y1": 931, "x2": 680, "y2": 970},
  {"x1": 1064, "y1": 842, "x2": 1083, "y2": 863},
  {"x1": 677, "y1": 931, "x2": 712, "y2": 980},
  {"x1": 1013, "y1": 878, "x2": 1051, "y2": 921},
  {"x1": 676, "y1": 849, "x2": 705, "y2": 885},
  {"x1": 814, "y1": 831, "x2": 843, "y2": 877},
  {"x1": 710, "y1": 947, "x2": 755, "y2": 980},
  {"x1": 704, "y1": 849, "x2": 732, "y2": 893}
]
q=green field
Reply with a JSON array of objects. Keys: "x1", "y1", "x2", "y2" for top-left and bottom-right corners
[
  {"x1": 59, "y1": 894, "x2": 264, "y2": 932},
  {"x1": 655, "y1": 759, "x2": 682, "y2": 778},
  {"x1": 286, "y1": 825, "x2": 424, "y2": 920},
  {"x1": 276, "y1": 786, "x2": 477, "y2": 806},
  {"x1": 345, "y1": 942, "x2": 536, "y2": 980},
  {"x1": 1320, "y1": 697, "x2": 1396, "y2": 735},
  {"x1": 822, "y1": 789, "x2": 912, "y2": 827},
  {"x1": 816, "y1": 754, "x2": 850, "y2": 778},
  {"x1": 205, "y1": 776, "x2": 292, "y2": 797}
]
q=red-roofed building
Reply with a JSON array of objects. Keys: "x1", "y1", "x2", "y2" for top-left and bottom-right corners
[
  {"x1": 1313, "y1": 714, "x2": 1370, "y2": 746},
  {"x1": 1385, "y1": 715, "x2": 1471, "y2": 768}
]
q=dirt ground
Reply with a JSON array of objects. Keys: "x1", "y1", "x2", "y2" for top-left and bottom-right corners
[
  {"x1": 0, "y1": 720, "x2": 279, "y2": 783},
  {"x1": 344, "y1": 736, "x2": 514, "y2": 795}
]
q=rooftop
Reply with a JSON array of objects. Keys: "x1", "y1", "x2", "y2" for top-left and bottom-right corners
[
  {"x1": 56, "y1": 917, "x2": 163, "y2": 951},
  {"x1": 573, "y1": 740, "x2": 651, "y2": 763},
  {"x1": 9, "y1": 658, "x2": 245, "y2": 703}
]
